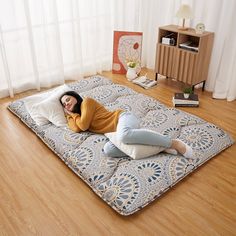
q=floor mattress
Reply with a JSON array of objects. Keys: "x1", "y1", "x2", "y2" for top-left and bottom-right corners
[{"x1": 8, "y1": 75, "x2": 234, "y2": 215}]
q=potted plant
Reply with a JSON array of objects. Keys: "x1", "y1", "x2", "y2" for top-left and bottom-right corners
[
  {"x1": 127, "y1": 61, "x2": 138, "y2": 68},
  {"x1": 126, "y1": 60, "x2": 139, "y2": 81},
  {"x1": 183, "y1": 87, "x2": 193, "y2": 99}
]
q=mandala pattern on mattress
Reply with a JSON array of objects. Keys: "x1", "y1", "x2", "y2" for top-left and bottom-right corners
[{"x1": 8, "y1": 75, "x2": 234, "y2": 215}]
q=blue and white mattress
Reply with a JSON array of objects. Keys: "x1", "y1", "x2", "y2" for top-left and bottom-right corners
[{"x1": 8, "y1": 75, "x2": 234, "y2": 215}]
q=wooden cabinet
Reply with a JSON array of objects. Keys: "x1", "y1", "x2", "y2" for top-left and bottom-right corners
[{"x1": 155, "y1": 25, "x2": 214, "y2": 90}]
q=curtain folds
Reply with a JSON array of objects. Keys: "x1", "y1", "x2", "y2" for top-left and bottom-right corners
[{"x1": 0, "y1": 0, "x2": 235, "y2": 101}]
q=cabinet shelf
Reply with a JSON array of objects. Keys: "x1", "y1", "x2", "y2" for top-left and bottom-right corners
[{"x1": 155, "y1": 25, "x2": 214, "y2": 90}]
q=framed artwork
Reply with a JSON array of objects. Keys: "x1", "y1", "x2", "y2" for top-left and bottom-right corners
[{"x1": 112, "y1": 31, "x2": 143, "y2": 74}]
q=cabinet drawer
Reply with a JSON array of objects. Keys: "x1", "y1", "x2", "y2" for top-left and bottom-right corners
[
  {"x1": 175, "y1": 50, "x2": 197, "y2": 84},
  {"x1": 155, "y1": 44, "x2": 176, "y2": 78}
]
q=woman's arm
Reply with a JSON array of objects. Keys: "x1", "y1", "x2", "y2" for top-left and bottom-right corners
[
  {"x1": 75, "y1": 98, "x2": 96, "y2": 131},
  {"x1": 66, "y1": 115, "x2": 82, "y2": 132},
  {"x1": 67, "y1": 98, "x2": 96, "y2": 131}
]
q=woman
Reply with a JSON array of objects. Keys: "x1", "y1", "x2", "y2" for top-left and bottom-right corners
[{"x1": 60, "y1": 91, "x2": 193, "y2": 158}]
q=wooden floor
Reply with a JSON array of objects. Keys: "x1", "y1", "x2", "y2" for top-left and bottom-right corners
[{"x1": 0, "y1": 69, "x2": 236, "y2": 236}]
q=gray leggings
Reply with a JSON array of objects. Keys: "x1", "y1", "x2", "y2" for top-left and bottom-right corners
[{"x1": 103, "y1": 112, "x2": 171, "y2": 157}]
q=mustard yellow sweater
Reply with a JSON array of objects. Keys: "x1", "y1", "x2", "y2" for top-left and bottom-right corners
[{"x1": 66, "y1": 97, "x2": 123, "y2": 133}]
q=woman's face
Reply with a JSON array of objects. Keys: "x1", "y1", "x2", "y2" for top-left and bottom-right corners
[{"x1": 61, "y1": 95, "x2": 77, "y2": 112}]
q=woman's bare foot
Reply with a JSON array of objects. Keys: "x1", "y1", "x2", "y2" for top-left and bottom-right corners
[
  {"x1": 163, "y1": 148, "x2": 178, "y2": 155},
  {"x1": 170, "y1": 139, "x2": 193, "y2": 158},
  {"x1": 170, "y1": 139, "x2": 186, "y2": 154}
]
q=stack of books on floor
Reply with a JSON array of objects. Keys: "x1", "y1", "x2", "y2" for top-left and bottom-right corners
[
  {"x1": 172, "y1": 93, "x2": 199, "y2": 107},
  {"x1": 132, "y1": 76, "x2": 157, "y2": 89}
]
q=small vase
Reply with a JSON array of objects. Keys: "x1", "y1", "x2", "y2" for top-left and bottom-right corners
[
  {"x1": 184, "y1": 93, "x2": 190, "y2": 99},
  {"x1": 126, "y1": 67, "x2": 137, "y2": 81}
]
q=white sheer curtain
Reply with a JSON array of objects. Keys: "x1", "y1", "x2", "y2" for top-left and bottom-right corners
[
  {"x1": 0, "y1": 0, "x2": 66, "y2": 98},
  {"x1": 1, "y1": 0, "x2": 236, "y2": 101},
  {"x1": 0, "y1": 0, "x2": 116, "y2": 98}
]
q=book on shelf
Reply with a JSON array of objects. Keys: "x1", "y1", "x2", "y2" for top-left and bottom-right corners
[
  {"x1": 173, "y1": 93, "x2": 199, "y2": 107},
  {"x1": 132, "y1": 75, "x2": 157, "y2": 89},
  {"x1": 179, "y1": 41, "x2": 199, "y2": 52}
]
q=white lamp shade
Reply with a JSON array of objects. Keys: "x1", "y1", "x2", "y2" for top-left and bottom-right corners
[{"x1": 176, "y1": 4, "x2": 193, "y2": 19}]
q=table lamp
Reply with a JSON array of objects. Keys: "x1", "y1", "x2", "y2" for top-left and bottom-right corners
[{"x1": 176, "y1": 4, "x2": 193, "y2": 30}]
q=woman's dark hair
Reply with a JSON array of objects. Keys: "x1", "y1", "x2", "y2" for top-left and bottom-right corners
[{"x1": 60, "y1": 91, "x2": 83, "y2": 115}]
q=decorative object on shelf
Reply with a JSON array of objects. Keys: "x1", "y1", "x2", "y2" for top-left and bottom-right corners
[
  {"x1": 161, "y1": 33, "x2": 176, "y2": 46},
  {"x1": 176, "y1": 4, "x2": 193, "y2": 30},
  {"x1": 112, "y1": 31, "x2": 143, "y2": 74},
  {"x1": 183, "y1": 87, "x2": 193, "y2": 98},
  {"x1": 195, "y1": 23, "x2": 205, "y2": 34}
]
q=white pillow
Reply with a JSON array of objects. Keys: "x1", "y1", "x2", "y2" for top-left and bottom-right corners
[
  {"x1": 25, "y1": 84, "x2": 71, "y2": 126},
  {"x1": 105, "y1": 132, "x2": 165, "y2": 160}
]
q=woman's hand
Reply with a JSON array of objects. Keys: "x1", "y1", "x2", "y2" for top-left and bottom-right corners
[{"x1": 64, "y1": 108, "x2": 73, "y2": 116}]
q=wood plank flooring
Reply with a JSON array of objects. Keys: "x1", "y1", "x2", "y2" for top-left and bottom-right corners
[{"x1": 0, "y1": 69, "x2": 236, "y2": 235}]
